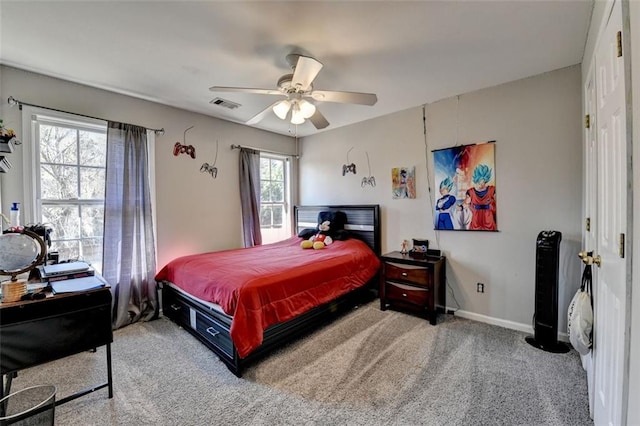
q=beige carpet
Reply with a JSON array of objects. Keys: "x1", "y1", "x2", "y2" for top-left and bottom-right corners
[{"x1": 7, "y1": 302, "x2": 592, "y2": 425}]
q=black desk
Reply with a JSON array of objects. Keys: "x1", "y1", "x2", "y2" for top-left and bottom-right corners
[{"x1": 0, "y1": 287, "x2": 113, "y2": 405}]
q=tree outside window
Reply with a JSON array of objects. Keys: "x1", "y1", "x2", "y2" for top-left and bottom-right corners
[
  {"x1": 259, "y1": 154, "x2": 290, "y2": 244},
  {"x1": 37, "y1": 119, "x2": 106, "y2": 272}
]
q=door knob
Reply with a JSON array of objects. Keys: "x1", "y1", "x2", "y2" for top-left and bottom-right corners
[
  {"x1": 580, "y1": 253, "x2": 602, "y2": 267},
  {"x1": 578, "y1": 251, "x2": 589, "y2": 260}
]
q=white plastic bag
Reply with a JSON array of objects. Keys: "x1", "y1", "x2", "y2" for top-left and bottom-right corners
[{"x1": 567, "y1": 264, "x2": 593, "y2": 355}]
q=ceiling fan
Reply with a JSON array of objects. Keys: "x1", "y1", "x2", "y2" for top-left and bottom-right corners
[{"x1": 209, "y1": 54, "x2": 378, "y2": 130}]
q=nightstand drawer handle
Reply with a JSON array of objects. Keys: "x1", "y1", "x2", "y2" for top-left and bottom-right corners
[
  {"x1": 170, "y1": 304, "x2": 181, "y2": 311},
  {"x1": 401, "y1": 272, "x2": 408, "y2": 277},
  {"x1": 402, "y1": 293, "x2": 407, "y2": 297},
  {"x1": 206, "y1": 327, "x2": 220, "y2": 338}
]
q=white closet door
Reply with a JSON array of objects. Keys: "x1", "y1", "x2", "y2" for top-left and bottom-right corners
[
  {"x1": 583, "y1": 63, "x2": 597, "y2": 418},
  {"x1": 592, "y1": 1, "x2": 628, "y2": 424}
]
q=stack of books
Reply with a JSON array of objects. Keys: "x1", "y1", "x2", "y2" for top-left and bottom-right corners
[
  {"x1": 50, "y1": 276, "x2": 105, "y2": 294},
  {"x1": 37, "y1": 261, "x2": 105, "y2": 294},
  {"x1": 38, "y1": 261, "x2": 95, "y2": 282}
]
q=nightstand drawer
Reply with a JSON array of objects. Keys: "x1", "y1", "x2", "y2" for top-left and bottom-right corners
[
  {"x1": 385, "y1": 262, "x2": 429, "y2": 286},
  {"x1": 385, "y1": 281, "x2": 431, "y2": 306}
]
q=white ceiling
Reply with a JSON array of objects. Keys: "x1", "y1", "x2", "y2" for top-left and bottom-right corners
[{"x1": 0, "y1": 1, "x2": 593, "y2": 138}]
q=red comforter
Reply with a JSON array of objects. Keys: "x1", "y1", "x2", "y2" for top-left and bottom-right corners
[{"x1": 155, "y1": 237, "x2": 380, "y2": 357}]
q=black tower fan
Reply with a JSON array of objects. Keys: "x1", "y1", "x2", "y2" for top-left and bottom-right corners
[{"x1": 525, "y1": 230, "x2": 569, "y2": 353}]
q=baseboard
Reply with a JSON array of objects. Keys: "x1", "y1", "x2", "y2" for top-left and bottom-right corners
[{"x1": 447, "y1": 306, "x2": 570, "y2": 343}]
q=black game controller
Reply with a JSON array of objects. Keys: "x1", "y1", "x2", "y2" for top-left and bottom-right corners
[{"x1": 342, "y1": 163, "x2": 356, "y2": 176}]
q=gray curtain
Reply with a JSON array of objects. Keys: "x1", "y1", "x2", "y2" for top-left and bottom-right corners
[
  {"x1": 239, "y1": 148, "x2": 262, "y2": 247},
  {"x1": 103, "y1": 122, "x2": 158, "y2": 329}
]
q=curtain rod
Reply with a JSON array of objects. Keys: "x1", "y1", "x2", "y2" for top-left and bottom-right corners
[
  {"x1": 231, "y1": 144, "x2": 299, "y2": 159},
  {"x1": 7, "y1": 96, "x2": 165, "y2": 135}
]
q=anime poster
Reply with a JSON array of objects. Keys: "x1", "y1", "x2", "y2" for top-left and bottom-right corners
[
  {"x1": 391, "y1": 166, "x2": 415, "y2": 199},
  {"x1": 432, "y1": 142, "x2": 497, "y2": 231}
]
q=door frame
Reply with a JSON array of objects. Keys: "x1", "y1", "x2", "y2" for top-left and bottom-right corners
[
  {"x1": 581, "y1": 0, "x2": 634, "y2": 423},
  {"x1": 619, "y1": 1, "x2": 634, "y2": 424},
  {"x1": 628, "y1": 1, "x2": 640, "y2": 423}
]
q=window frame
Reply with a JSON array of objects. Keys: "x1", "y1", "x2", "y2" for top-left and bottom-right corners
[
  {"x1": 259, "y1": 153, "x2": 292, "y2": 243},
  {"x1": 24, "y1": 109, "x2": 108, "y2": 268}
]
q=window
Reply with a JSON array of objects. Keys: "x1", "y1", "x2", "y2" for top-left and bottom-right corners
[
  {"x1": 33, "y1": 115, "x2": 107, "y2": 272},
  {"x1": 259, "y1": 154, "x2": 291, "y2": 244}
]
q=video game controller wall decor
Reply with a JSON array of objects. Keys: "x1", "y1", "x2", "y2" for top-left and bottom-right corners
[
  {"x1": 342, "y1": 147, "x2": 357, "y2": 176},
  {"x1": 361, "y1": 151, "x2": 376, "y2": 187},
  {"x1": 173, "y1": 125, "x2": 196, "y2": 159},
  {"x1": 174, "y1": 142, "x2": 196, "y2": 158},
  {"x1": 200, "y1": 140, "x2": 219, "y2": 178},
  {"x1": 361, "y1": 176, "x2": 376, "y2": 187},
  {"x1": 200, "y1": 163, "x2": 217, "y2": 178},
  {"x1": 342, "y1": 163, "x2": 356, "y2": 175}
]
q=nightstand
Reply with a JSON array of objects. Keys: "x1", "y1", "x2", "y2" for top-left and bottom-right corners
[{"x1": 379, "y1": 251, "x2": 446, "y2": 325}]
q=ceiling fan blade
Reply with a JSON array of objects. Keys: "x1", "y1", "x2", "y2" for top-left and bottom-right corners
[
  {"x1": 246, "y1": 101, "x2": 282, "y2": 125},
  {"x1": 310, "y1": 90, "x2": 377, "y2": 106},
  {"x1": 308, "y1": 109, "x2": 330, "y2": 130},
  {"x1": 291, "y1": 56, "x2": 323, "y2": 91},
  {"x1": 209, "y1": 86, "x2": 281, "y2": 96}
]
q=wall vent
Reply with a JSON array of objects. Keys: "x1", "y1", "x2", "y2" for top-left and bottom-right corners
[{"x1": 210, "y1": 97, "x2": 241, "y2": 109}]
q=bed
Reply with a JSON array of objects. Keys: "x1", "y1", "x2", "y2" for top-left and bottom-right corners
[{"x1": 156, "y1": 204, "x2": 381, "y2": 377}]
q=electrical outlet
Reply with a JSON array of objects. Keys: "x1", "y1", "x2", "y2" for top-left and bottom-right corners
[{"x1": 477, "y1": 282, "x2": 485, "y2": 293}]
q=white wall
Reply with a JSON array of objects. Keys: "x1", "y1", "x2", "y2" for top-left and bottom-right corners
[
  {"x1": 0, "y1": 65, "x2": 295, "y2": 270},
  {"x1": 299, "y1": 65, "x2": 583, "y2": 331}
]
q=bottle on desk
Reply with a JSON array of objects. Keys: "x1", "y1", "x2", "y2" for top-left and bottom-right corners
[{"x1": 9, "y1": 202, "x2": 20, "y2": 229}]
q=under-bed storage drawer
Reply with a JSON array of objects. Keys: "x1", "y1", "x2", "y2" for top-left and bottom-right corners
[
  {"x1": 161, "y1": 285, "x2": 235, "y2": 360},
  {"x1": 195, "y1": 312, "x2": 234, "y2": 357},
  {"x1": 164, "y1": 294, "x2": 191, "y2": 326}
]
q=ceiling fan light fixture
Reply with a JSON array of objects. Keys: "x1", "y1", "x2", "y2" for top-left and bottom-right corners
[
  {"x1": 273, "y1": 100, "x2": 291, "y2": 120},
  {"x1": 217, "y1": 53, "x2": 377, "y2": 131},
  {"x1": 290, "y1": 103, "x2": 305, "y2": 125},
  {"x1": 298, "y1": 99, "x2": 316, "y2": 119}
]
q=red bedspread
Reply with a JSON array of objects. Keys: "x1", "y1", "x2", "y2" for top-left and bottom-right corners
[{"x1": 155, "y1": 237, "x2": 380, "y2": 357}]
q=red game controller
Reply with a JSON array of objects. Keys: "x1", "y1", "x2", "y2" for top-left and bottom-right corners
[{"x1": 173, "y1": 142, "x2": 196, "y2": 159}]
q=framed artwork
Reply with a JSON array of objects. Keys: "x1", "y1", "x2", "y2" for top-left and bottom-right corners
[
  {"x1": 392, "y1": 166, "x2": 415, "y2": 199},
  {"x1": 432, "y1": 142, "x2": 497, "y2": 231}
]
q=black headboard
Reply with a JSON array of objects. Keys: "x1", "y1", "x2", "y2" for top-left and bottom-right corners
[{"x1": 294, "y1": 205, "x2": 381, "y2": 256}]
